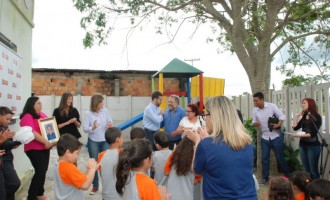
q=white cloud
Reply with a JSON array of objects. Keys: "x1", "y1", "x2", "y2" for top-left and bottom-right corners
[{"x1": 32, "y1": 0, "x2": 288, "y2": 96}]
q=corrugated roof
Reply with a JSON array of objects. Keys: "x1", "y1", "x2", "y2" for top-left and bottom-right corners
[{"x1": 32, "y1": 68, "x2": 157, "y2": 74}]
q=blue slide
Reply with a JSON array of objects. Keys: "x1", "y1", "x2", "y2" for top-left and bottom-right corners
[{"x1": 116, "y1": 113, "x2": 144, "y2": 131}]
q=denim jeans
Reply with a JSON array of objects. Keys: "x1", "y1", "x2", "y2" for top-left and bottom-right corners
[
  {"x1": 144, "y1": 129, "x2": 157, "y2": 151},
  {"x1": 87, "y1": 138, "x2": 109, "y2": 188},
  {"x1": 300, "y1": 145, "x2": 321, "y2": 179},
  {"x1": 261, "y1": 136, "x2": 290, "y2": 180}
]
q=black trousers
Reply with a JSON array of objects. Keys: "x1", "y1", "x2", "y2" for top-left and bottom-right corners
[
  {"x1": 25, "y1": 150, "x2": 50, "y2": 200},
  {"x1": 3, "y1": 160, "x2": 21, "y2": 200}
]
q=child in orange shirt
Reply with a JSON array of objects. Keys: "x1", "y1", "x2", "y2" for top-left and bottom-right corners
[
  {"x1": 289, "y1": 171, "x2": 310, "y2": 200},
  {"x1": 116, "y1": 138, "x2": 169, "y2": 200},
  {"x1": 54, "y1": 134, "x2": 99, "y2": 200}
]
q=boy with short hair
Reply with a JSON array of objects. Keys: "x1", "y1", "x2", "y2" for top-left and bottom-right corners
[
  {"x1": 152, "y1": 131, "x2": 172, "y2": 185},
  {"x1": 0, "y1": 106, "x2": 20, "y2": 200},
  {"x1": 54, "y1": 134, "x2": 98, "y2": 200},
  {"x1": 98, "y1": 127, "x2": 123, "y2": 200},
  {"x1": 130, "y1": 127, "x2": 145, "y2": 140}
]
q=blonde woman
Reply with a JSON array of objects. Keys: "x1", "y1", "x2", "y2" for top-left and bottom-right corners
[
  {"x1": 83, "y1": 94, "x2": 113, "y2": 195},
  {"x1": 186, "y1": 96, "x2": 257, "y2": 199}
]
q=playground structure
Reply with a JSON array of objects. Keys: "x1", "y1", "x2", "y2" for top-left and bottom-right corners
[{"x1": 117, "y1": 58, "x2": 225, "y2": 130}]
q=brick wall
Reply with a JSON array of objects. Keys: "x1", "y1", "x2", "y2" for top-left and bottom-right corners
[{"x1": 32, "y1": 71, "x2": 181, "y2": 96}]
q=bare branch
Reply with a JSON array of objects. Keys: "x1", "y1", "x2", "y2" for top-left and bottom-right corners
[
  {"x1": 271, "y1": 30, "x2": 330, "y2": 58},
  {"x1": 145, "y1": 0, "x2": 197, "y2": 11}
]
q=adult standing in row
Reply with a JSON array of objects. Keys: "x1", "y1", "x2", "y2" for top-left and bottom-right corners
[
  {"x1": 143, "y1": 91, "x2": 164, "y2": 150},
  {"x1": 171, "y1": 103, "x2": 201, "y2": 139},
  {"x1": 162, "y1": 95, "x2": 186, "y2": 150},
  {"x1": 0, "y1": 107, "x2": 21, "y2": 200},
  {"x1": 20, "y1": 96, "x2": 54, "y2": 200},
  {"x1": 83, "y1": 94, "x2": 113, "y2": 195},
  {"x1": 291, "y1": 98, "x2": 322, "y2": 179},
  {"x1": 187, "y1": 96, "x2": 257, "y2": 199},
  {"x1": 53, "y1": 93, "x2": 81, "y2": 139},
  {"x1": 252, "y1": 92, "x2": 290, "y2": 184}
]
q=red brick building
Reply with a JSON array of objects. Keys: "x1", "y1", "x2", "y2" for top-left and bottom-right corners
[{"x1": 32, "y1": 68, "x2": 184, "y2": 96}]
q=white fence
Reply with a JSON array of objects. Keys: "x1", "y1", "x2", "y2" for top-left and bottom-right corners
[{"x1": 232, "y1": 82, "x2": 330, "y2": 177}]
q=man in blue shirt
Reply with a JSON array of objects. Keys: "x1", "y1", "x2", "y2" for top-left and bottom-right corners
[
  {"x1": 162, "y1": 95, "x2": 186, "y2": 150},
  {"x1": 143, "y1": 91, "x2": 164, "y2": 150}
]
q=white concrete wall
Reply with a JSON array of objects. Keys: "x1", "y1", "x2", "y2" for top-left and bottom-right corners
[
  {"x1": 1, "y1": 0, "x2": 35, "y2": 179},
  {"x1": 38, "y1": 95, "x2": 151, "y2": 142}
]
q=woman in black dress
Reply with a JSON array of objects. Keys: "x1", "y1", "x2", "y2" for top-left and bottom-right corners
[{"x1": 53, "y1": 93, "x2": 81, "y2": 138}]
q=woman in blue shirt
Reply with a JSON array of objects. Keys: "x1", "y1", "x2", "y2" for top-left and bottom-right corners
[{"x1": 187, "y1": 96, "x2": 257, "y2": 199}]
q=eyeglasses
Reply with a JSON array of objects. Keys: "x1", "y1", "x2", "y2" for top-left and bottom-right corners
[
  {"x1": 185, "y1": 110, "x2": 193, "y2": 113},
  {"x1": 200, "y1": 113, "x2": 210, "y2": 120}
]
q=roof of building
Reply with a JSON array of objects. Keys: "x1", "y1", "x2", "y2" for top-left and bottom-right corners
[
  {"x1": 32, "y1": 68, "x2": 157, "y2": 74},
  {"x1": 152, "y1": 58, "x2": 203, "y2": 78}
]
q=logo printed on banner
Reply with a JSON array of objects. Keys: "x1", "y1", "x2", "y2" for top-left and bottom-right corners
[
  {"x1": 2, "y1": 52, "x2": 8, "y2": 60},
  {"x1": 0, "y1": 64, "x2": 3, "y2": 70},
  {"x1": 12, "y1": 83, "x2": 17, "y2": 88},
  {"x1": 16, "y1": 95, "x2": 21, "y2": 100},
  {"x1": 13, "y1": 59, "x2": 18, "y2": 66},
  {"x1": 7, "y1": 94, "x2": 12, "y2": 99},
  {"x1": 2, "y1": 79, "x2": 8, "y2": 85},
  {"x1": 8, "y1": 68, "x2": 13, "y2": 75},
  {"x1": 11, "y1": 106, "x2": 16, "y2": 112},
  {"x1": 16, "y1": 73, "x2": 21, "y2": 78}
]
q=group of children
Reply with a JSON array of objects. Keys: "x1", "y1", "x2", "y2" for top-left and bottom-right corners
[
  {"x1": 54, "y1": 126, "x2": 330, "y2": 200},
  {"x1": 264, "y1": 170, "x2": 330, "y2": 200},
  {"x1": 54, "y1": 126, "x2": 201, "y2": 200}
]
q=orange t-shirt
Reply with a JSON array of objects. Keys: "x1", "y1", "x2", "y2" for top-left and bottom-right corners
[
  {"x1": 58, "y1": 162, "x2": 87, "y2": 189},
  {"x1": 136, "y1": 173, "x2": 162, "y2": 200},
  {"x1": 295, "y1": 193, "x2": 305, "y2": 200}
]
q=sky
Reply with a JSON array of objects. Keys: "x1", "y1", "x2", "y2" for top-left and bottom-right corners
[{"x1": 32, "y1": 0, "x2": 287, "y2": 96}]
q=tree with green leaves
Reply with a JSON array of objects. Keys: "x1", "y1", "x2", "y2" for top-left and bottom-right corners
[{"x1": 73, "y1": 0, "x2": 329, "y2": 97}]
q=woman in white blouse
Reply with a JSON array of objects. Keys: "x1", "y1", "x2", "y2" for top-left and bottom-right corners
[
  {"x1": 171, "y1": 104, "x2": 204, "y2": 138},
  {"x1": 83, "y1": 94, "x2": 113, "y2": 195}
]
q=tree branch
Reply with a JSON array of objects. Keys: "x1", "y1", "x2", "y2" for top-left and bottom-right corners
[
  {"x1": 271, "y1": 30, "x2": 330, "y2": 58},
  {"x1": 145, "y1": 0, "x2": 197, "y2": 11}
]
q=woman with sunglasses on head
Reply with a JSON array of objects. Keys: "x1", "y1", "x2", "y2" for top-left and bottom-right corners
[
  {"x1": 171, "y1": 104, "x2": 205, "y2": 138},
  {"x1": 186, "y1": 96, "x2": 257, "y2": 199},
  {"x1": 291, "y1": 98, "x2": 322, "y2": 180}
]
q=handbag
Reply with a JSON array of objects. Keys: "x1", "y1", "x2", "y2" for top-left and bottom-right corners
[{"x1": 268, "y1": 115, "x2": 279, "y2": 132}]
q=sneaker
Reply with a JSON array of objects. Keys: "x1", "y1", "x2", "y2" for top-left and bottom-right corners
[{"x1": 90, "y1": 187, "x2": 98, "y2": 195}]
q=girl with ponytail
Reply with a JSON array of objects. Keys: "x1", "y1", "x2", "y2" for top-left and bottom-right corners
[{"x1": 116, "y1": 138, "x2": 169, "y2": 200}]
